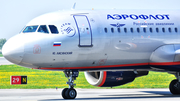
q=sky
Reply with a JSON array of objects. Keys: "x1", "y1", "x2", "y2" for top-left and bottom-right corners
[{"x1": 1, "y1": 0, "x2": 180, "y2": 39}]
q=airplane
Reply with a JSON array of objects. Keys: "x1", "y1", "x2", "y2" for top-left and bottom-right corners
[{"x1": 2, "y1": 9, "x2": 180, "y2": 99}]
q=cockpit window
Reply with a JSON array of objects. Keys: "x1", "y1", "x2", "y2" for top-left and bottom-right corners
[
  {"x1": 23, "y1": 25, "x2": 38, "y2": 33},
  {"x1": 22, "y1": 25, "x2": 58, "y2": 34},
  {"x1": 49, "y1": 25, "x2": 59, "y2": 34},
  {"x1": 38, "y1": 25, "x2": 49, "y2": 33}
]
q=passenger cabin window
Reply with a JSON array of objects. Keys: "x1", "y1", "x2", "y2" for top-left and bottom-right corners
[
  {"x1": 111, "y1": 28, "x2": 114, "y2": 33},
  {"x1": 156, "y1": 28, "x2": 159, "y2": 33},
  {"x1": 49, "y1": 25, "x2": 59, "y2": 34},
  {"x1": 143, "y1": 28, "x2": 146, "y2": 33},
  {"x1": 175, "y1": 28, "x2": 178, "y2": 33},
  {"x1": 38, "y1": 25, "x2": 49, "y2": 33},
  {"x1": 137, "y1": 28, "x2": 140, "y2": 33},
  {"x1": 130, "y1": 28, "x2": 133, "y2": 33},
  {"x1": 104, "y1": 28, "x2": 108, "y2": 33},
  {"x1": 124, "y1": 28, "x2": 127, "y2": 33},
  {"x1": 23, "y1": 25, "x2": 38, "y2": 33},
  {"x1": 168, "y1": 28, "x2": 172, "y2": 33},
  {"x1": 117, "y1": 28, "x2": 120, "y2": 33},
  {"x1": 150, "y1": 28, "x2": 153, "y2": 33},
  {"x1": 162, "y1": 28, "x2": 165, "y2": 33}
]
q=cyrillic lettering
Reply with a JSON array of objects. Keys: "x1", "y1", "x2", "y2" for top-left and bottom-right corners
[
  {"x1": 113, "y1": 14, "x2": 122, "y2": 20},
  {"x1": 122, "y1": 14, "x2": 129, "y2": 19},
  {"x1": 149, "y1": 15, "x2": 157, "y2": 20},
  {"x1": 107, "y1": 14, "x2": 170, "y2": 20},
  {"x1": 130, "y1": 15, "x2": 138, "y2": 20},
  {"x1": 164, "y1": 15, "x2": 170, "y2": 20},
  {"x1": 107, "y1": 14, "x2": 114, "y2": 19},
  {"x1": 156, "y1": 15, "x2": 164, "y2": 20},
  {"x1": 139, "y1": 15, "x2": 148, "y2": 20}
]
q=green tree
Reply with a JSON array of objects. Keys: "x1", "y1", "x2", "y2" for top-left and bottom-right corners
[{"x1": 0, "y1": 38, "x2": 7, "y2": 49}]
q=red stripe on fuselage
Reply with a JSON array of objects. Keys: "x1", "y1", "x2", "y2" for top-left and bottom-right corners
[
  {"x1": 37, "y1": 63, "x2": 149, "y2": 70},
  {"x1": 98, "y1": 71, "x2": 107, "y2": 87},
  {"x1": 35, "y1": 62, "x2": 180, "y2": 70},
  {"x1": 150, "y1": 61, "x2": 180, "y2": 66}
]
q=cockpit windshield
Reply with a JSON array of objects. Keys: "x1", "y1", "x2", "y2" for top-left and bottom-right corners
[
  {"x1": 38, "y1": 25, "x2": 49, "y2": 33},
  {"x1": 23, "y1": 25, "x2": 38, "y2": 33},
  {"x1": 49, "y1": 25, "x2": 59, "y2": 34},
  {"x1": 22, "y1": 25, "x2": 59, "y2": 34}
]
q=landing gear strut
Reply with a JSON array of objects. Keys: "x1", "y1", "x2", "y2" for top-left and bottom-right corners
[
  {"x1": 169, "y1": 72, "x2": 180, "y2": 94},
  {"x1": 62, "y1": 70, "x2": 79, "y2": 99}
]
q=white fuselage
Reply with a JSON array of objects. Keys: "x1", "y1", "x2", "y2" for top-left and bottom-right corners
[{"x1": 2, "y1": 10, "x2": 180, "y2": 72}]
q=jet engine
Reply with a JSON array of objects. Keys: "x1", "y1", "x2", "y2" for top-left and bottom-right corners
[{"x1": 84, "y1": 71, "x2": 148, "y2": 87}]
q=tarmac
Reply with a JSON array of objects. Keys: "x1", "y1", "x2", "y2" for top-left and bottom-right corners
[
  {"x1": 0, "y1": 57, "x2": 13, "y2": 65},
  {"x1": 1, "y1": 58, "x2": 180, "y2": 101},
  {"x1": 1, "y1": 89, "x2": 180, "y2": 101}
]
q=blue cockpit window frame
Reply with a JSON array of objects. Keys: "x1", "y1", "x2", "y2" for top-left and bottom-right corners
[
  {"x1": 38, "y1": 25, "x2": 49, "y2": 34},
  {"x1": 23, "y1": 25, "x2": 38, "y2": 33},
  {"x1": 49, "y1": 25, "x2": 59, "y2": 34}
]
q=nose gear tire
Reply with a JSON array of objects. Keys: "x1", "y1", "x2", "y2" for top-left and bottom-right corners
[
  {"x1": 62, "y1": 88, "x2": 77, "y2": 99},
  {"x1": 169, "y1": 79, "x2": 180, "y2": 95}
]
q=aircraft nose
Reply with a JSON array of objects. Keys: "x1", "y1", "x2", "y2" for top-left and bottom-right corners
[{"x1": 2, "y1": 36, "x2": 24, "y2": 65}]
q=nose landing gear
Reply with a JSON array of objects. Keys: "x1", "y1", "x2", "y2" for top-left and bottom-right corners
[
  {"x1": 169, "y1": 72, "x2": 180, "y2": 94},
  {"x1": 62, "y1": 71, "x2": 79, "y2": 99}
]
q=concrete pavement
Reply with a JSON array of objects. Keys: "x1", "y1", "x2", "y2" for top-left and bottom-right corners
[
  {"x1": 0, "y1": 89, "x2": 180, "y2": 101},
  {"x1": 0, "y1": 57, "x2": 13, "y2": 65}
]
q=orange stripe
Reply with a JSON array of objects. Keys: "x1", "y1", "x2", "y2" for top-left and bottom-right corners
[
  {"x1": 38, "y1": 63, "x2": 148, "y2": 70},
  {"x1": 150, "y1": 61, "x2": 180, "y2": 66},
  {"x1": 35, "y1": 62, "x2": 180, "y2": 70},
  {"x1": 98, "y1": 71, "x2": 107, "y2": 87}
]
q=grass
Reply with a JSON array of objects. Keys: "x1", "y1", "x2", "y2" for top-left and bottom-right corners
[
  {"x1": 0, "y1": 53, "x2": 2, "y2": 57},
  {"x1": 0, "y1": 65, "x2": 176, "y2": 89}
]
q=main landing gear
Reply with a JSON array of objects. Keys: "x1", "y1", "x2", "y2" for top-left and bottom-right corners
[
  {"x1": 169, "y1": 72, "x2": 180, "y2": 94},
  {"x1": 62, "y1": 70, "x2": 79, "y2": 99}
]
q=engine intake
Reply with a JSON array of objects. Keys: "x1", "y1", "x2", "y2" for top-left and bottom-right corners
[{"x1": 84, "y1": 71, "x2": 148, "y2": 87}]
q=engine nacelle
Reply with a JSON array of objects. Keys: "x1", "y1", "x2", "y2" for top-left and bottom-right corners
[{"x1": 84, "y1": 71, "x2": 148, "y2": 87}]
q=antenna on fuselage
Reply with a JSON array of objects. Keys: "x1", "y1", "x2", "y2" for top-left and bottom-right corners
[{"x1": 71, "y1": 3, "x2": 76, "y2": 10}]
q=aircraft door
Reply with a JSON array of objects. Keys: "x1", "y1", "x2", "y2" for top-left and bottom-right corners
[{"x1": 73, "y1": 15, "x2": 92, "y2": 47}]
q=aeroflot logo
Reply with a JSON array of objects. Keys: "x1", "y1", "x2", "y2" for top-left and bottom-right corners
[{"x1": 107, "y1": 14, "x2": 170, "y2": 20}]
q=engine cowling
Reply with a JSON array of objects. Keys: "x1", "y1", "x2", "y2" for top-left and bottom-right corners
[{"x1": 84, "y1": 71, "x2": 148, "y2": 87}]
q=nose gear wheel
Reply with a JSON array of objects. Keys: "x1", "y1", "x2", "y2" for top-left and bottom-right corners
[{"x1": 61, "y1": 70, "x2": 79, "y2": 99}]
